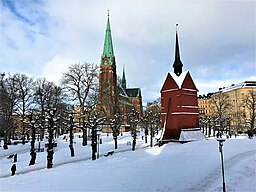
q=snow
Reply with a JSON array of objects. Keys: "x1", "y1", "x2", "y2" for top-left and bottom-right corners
[
  {"x1": 179, "y1": 128, "x2": 206, "y2": 141},
  {"x1": 0, "y1": 132, "x2": 255, "y2": 192},
  {"x1": 169, "y1": 71, "x2": 188, "y2": 89}
]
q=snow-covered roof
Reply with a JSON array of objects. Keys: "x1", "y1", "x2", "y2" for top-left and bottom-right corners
[
  {"x1": 169, "y1": 71, "x2": 189, "y2": 89},
  {"x1": 221, "y1": 81, "x2": 256, "y2": 93}
]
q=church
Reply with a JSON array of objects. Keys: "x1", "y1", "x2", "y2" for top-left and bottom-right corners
[{"x1": 97, "y1": 12, "x2": 143, "y2": 126}]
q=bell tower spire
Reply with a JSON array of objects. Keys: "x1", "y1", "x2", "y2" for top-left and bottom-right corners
[{"x1": 173, "y1": 24, "x2": 183, "y2": 76}]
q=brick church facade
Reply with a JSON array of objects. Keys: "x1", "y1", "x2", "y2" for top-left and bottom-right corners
[{"x1": 98, "y1": 13, "x2": 143, "y2": 125}]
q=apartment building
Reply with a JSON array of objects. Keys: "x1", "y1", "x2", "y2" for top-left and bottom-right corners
[{"x1": 198, "y1": 81, "x2": 256, "y2": 131}]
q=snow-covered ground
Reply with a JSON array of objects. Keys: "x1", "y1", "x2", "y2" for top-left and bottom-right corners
[{"x1": 0, "y1": 132, "x2": 255, "y2": 192}]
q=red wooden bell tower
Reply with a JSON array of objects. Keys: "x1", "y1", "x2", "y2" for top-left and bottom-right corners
[{"x1": 160, "y1": 25, "x2": 199, "y2": 141}]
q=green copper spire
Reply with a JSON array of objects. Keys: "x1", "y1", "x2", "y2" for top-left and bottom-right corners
[
  {"x1": 102, "y1": 10, "x2": 115, "y2": 66},
  {"x1": 121, "y1": 66, "x2": 127, "y2": 89}
]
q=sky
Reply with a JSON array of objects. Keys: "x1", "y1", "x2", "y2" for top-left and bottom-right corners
[{"x1": 1, "y1": 0, "x2": 255, "y2": 104}]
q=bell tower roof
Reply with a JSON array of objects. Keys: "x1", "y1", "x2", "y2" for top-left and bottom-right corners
[{"x1": 173, "y1": 24, "x2": 183, "y2": 76}]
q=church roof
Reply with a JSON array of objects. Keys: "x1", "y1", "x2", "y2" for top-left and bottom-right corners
[
  {"x1": 118, "y1": 86, "x2": 128, "y2": 98},
  {"x1": 102, "y1": 12, "x2": 115, "y2": 66},
  {"x1": 161, "y1": 71, "x2": 198, "y2": 92},
  {"x1": 126, "y1": 88, "x2": 141, "y2": 98},
  {"x1": 169, "y1": 71, "x2": 188, "y2": 89}
]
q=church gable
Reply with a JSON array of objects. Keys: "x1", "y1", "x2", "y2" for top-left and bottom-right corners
[
  {"x1": 181, "y1": 72, "x2": 198, "y2": 91},
  {"x1": 126, "y1": 88, "x2": 141, "y2": 98},
  {"x1": 161, "y1": 73, "x2": 179, "y2": 92}
]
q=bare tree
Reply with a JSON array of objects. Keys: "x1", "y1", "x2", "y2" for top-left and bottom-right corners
[
  {"x1": 107, "y1": 106, "x2": 122, "y2": 149},
  {"x1": 128, "y1": 108, "x2": 140, "y2": 151},
  {"x1": 34, "y1": 78, "x2": 55, "y2": 112},
  {"x1": 33, "y1": 78, "x2": 67, "y2": 139},
  {"x1": 211, "y1": 91, "x2": 231, "y2": 123},
  {"x1": 14, "y1": 74, "x2": 34, "y2": 144},
  {"x1": 0, "y1": 73, "x2": 8, "y2": 136},
  {"x1": 61, "y1": 63, "x2": 99, "y2": 146},
  {"x1": 0, "y1": 73, "x2": 20, "y2": 144},
  {"x1": 244, "y1": 88, "x2": 256, "y2": 130}
]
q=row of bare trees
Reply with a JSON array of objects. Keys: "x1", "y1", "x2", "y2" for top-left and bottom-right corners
[
  {"x1": 0, "y1": 73, "x2": 63, "y2": 141},
  {"x1": 1, "y1": 62, "x2": 163, "y2": 155},
  {"x1": 0, "y1": 63, "x2": 99, "y2": 141},
  {"x1": 205, "y1": 89, "x2": 256, "y2": 134}
]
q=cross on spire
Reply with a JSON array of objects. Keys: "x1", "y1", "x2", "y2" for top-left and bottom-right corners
[{"x1": 108, "y1": 9, "x2": 110, "y2": 17}]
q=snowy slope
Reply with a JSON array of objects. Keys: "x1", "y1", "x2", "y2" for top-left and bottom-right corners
[{"x1": 0, "y1": 133, "x2": 255, "y2": 192}]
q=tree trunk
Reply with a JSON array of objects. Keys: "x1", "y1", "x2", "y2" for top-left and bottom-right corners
[
  {"x1": 150, "y1": 126, "x2": 154, "y2": 147},
  {"x1": 208, "y1": 125, "x2": 211, "y2": 137},
  {"x1": 114, "y1": 137, "x2": 118, "y2": 149},
  {"x1": 69, "y1": 126, "x2": 75, "y2": 157},
  {"x1": 91, "y1": 128, "x2": 97, "y2": 160},
  {"x1": 22, "y1": 124, "x2": 26, "y2": 145},
  {"x1": 132, "y1": 139, "x2": 136, "y2": 151},
  {"x1": 69, "y1": 125, "x2": 75, "y2": 157},
  {"x1": 3, "y1": 131, "x2": 8, "y2": 150},
  {"x1": 145, "y1": 128, "x2": 148, "y2": 144},
  {"x1": 132, "y1": 127, "x2": 136, "y2": 151},
  {"x1": 47, "y1": 129, "x2": 54, "y2": 169},
  {"x1": 82, "y1": 128, "x2": 87, "y2": 146},
  {"x1": 29, "y1": 127, "x2": 37, "y2": 165}
]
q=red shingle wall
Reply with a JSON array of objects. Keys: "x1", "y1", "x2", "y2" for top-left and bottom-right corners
[{"x1": 161, "y1": 73, "x2": 199, "y2": 140}]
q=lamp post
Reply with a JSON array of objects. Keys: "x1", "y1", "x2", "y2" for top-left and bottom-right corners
[{"x1": 217, "y1": 138, "x2": 226, "y2": 192}]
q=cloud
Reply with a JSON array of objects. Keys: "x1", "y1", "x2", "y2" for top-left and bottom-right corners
[
  {"x1": 196, "y1": 75, "x2": 256, "y2": 95},
  {"x1": 1, "y1": 0, "x2": 255, "y2": 105},
  {"x1": 42, "y1": 55, "x2": 73, "y2": 84}
]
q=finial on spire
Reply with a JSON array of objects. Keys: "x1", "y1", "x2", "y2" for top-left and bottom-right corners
[
  {"x1": 176, "y1": 24, "x2": 178, "y2": 33},
  {"x1": 108, "y1": 9, "x2": 110, "y2": 17}
]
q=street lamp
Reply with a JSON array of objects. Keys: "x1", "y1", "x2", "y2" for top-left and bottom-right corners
[{"x1": 216, "y1": 138, "x2": 226, "y2": 192}]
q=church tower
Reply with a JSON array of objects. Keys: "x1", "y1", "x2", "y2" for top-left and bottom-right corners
[{"x1": 98, "y1": 11, "x2": 118, "y2": 117}]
